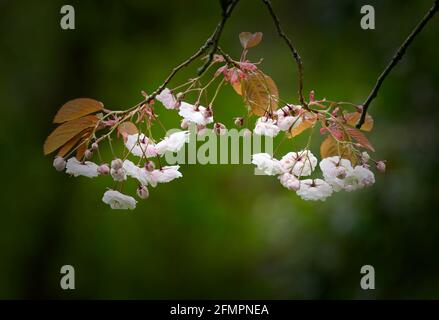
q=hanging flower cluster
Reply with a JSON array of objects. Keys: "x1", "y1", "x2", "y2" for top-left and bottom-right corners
[
  {"x1": 248, "y1": 97, "x2": 385, "y2": 201},
  {"x1": 44, "y1": 32, "x2": 386, "y2": 209},
  {"x1": 252, "y1": 150, "x2": 378, "y2": 201}
]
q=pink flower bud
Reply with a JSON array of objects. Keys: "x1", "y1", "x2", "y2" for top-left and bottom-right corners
[
  {"x1": 176, "y1": 92, "x2": 185, "y2": 101},
  {"x1": 53, "y1": 156, "x2": 66, "y2": 171},
  {"x1": 214, "y1": 122, "x2": 227, "y2": 135},
  {"x1": 97, "y1": 164, "x2": 110, "y2": 175},
  {"x1": 213, "y1": 54, "x2": 225, "y2": 63},
  {"x1": 202, "y1": 106, "x2": 213, "y2": 119},
  {"x1": 85, "y1": 149, "x2": 93, "y2": 159},
  {"x1": 91, "y1": 142, "x2": 99, "y2": 151},
  {"x1": 137, "y1": 185, "x2": 149, "y2": 199},
  {"x1": 111, "y1": 168, "x2": 126, "y2": 182},
  {"x1": 145, "y1": 160, "x2": 155, "y2": 172},
  {"x1": 361, "y1": 152, "x2": 370, "y2": 164},
  {"x1": 376, "y1": 161, "x2": 386, "y2": 173},
  {"x1": 234, "y1": 117, "x2": 244, "y2": 127},
  {"x1": 309, "y1": 90, "x2": 315, "y2": 102},
  {"x1": 111, "y1": 158, "x2": 123, "y2": 170}
]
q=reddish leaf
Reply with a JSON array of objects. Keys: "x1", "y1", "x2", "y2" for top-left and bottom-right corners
[
  {"x1": 232, "y1": 80, "x2": 242, "y2": 95},
  {"x1": 328, "y1": 125, "x2": 344, "y2": 140},
  {"x1": 320, "y1": 135, "x2": 358, "y2": 165},
  {"x1": 320, "y1": 135, "x2": 338, "y2": 159},
  {"x1": 57, "y1": 131, "x2": 84, "y2": 158},
  {"x1": 241, "y1": 71, "x2": 279, "y2": 116},
  {"x1": 239, "y1": 32, "x2": 263, "y2": 49},
  {"x1": 117, "y1": 121, "x2": 139, "y2": 138},
  {"x1": 57, "y1": 129, "x2": 93, "y2": 158},
  {"x1": 44, "y1": 115, "x2": 99, "y2": 155},
  {"x1": 53, "y1": 98, "x2": 103, "y2": 124},
  {"x1": 344, "y1": 112, "x2": 374, "y2": 131},
  {"x1": 290, "y1": 113, "x2": 316, "y2": 137},
  {"x1": 346, "y1": 127, "x2": 375, "y2": 152},
  {"x1": 76, "y1": 139, "x2": 88, "y2": 160}
]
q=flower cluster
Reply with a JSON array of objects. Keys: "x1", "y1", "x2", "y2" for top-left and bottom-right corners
[
  {"x1": 254, "y1": 105, "x2": 303, "y2": 137},
  {"x1": 53, "y1": 122, "x2": 190, "y2": 209},
  {"x1": 252, "y1": 150, "x2": 377, "y2": 201},
  {"x1": 51, "y1": 87, "x2": 224, "y2": 210},
  {"x1": 55, "y1": 157, "x2": 184, "y2": 210}
]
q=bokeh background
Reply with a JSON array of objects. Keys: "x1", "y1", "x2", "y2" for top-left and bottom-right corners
[{"x1": 1, "y1": 0, "x2": 438, "y2": 299}]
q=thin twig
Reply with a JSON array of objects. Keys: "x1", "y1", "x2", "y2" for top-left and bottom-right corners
[
  {"x1": 197, "y1": 0, "x2": 241, "y2": 75},
  {"x1": 98, "y1": 0, "x2": 240, "y2": 139},
  {"x1": 357, "y1": 0, "x2": 438, "y2": 128},
  {"x1": 217, "y1": 46, "x2": 240, "y2": 68},
  {"x1": 139, "y1": 0, "x2": 240, "y2": 106},
  {"x1": 261, "y1": 0, "x2": 306, "y2": 107}
]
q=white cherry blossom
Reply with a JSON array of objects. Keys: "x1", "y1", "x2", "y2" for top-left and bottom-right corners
[
  {"x1": 278, "y1": 173, "x2": 300, "y2": 191},
  {"x1": 280, "y1": 150, "x2": 317, "y2": 177},
  {"x1": 275, "y1": 107, "x2": 301, "y2": 131},
  {"x1": 121, "y1": 159, "x2": 143, "y2": 183},
  {"x1": 155, "y1": 131, "x2": 189, "y2": 155},
  {"x1": 339, "y1": 165, "x2": 375, "y2": 192},
  {"x1": 296, "y1": 179, "x2": 333, "y2": 201},
  {"x1": 125, "y1": 134, "x2": 158, "y2": 158},
  {"x1": 102, "y1": 190, "x2": 137, "y2": 210},
  {"x1": 178, "y1": 102, "x2": 213, "y2": 126},
  {"x1": 156, "y1": 88, "x2": 178, "y2": 109},
  {"x1": 65, "y1": 158, "x2": 99, "y2": 178},
  {"x1": 320, "y1": 156, "x2": 354, "y2": 192},
  {"x1": 254, "y1": 117, "x2": 280, "y2": 137},
  {"x1": 251, "y1": 153, "x2": 284, "y2": 176},
  {"x1": 145, "y1": 165, "x2": 183, "y2": 187}
]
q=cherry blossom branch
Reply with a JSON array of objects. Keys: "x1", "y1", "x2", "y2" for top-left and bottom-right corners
[
  {"x1": 261, "y1": 0, "x2": 306, "y2": 107},
  {"x1": 356, "y1": 0, "x2": 438, "y2": 129}
]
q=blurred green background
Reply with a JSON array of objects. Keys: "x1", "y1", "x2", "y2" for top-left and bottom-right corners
[{"x1": 1, "y1": 0, "x2": 438, "y2": 299}]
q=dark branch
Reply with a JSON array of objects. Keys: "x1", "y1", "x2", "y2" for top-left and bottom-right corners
[
  {"x1": 147, "y1": 0, "x2": 240, "y2": 102},
  {"x1": 357, "y1": 0, "x2": 438, "y2": 129},
  {"x1": 197, "y1": 0, "x2": 240, "y2": 75},
  {"x1": 261, "y1": 0, "x2": 306, "y2": 107}
]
